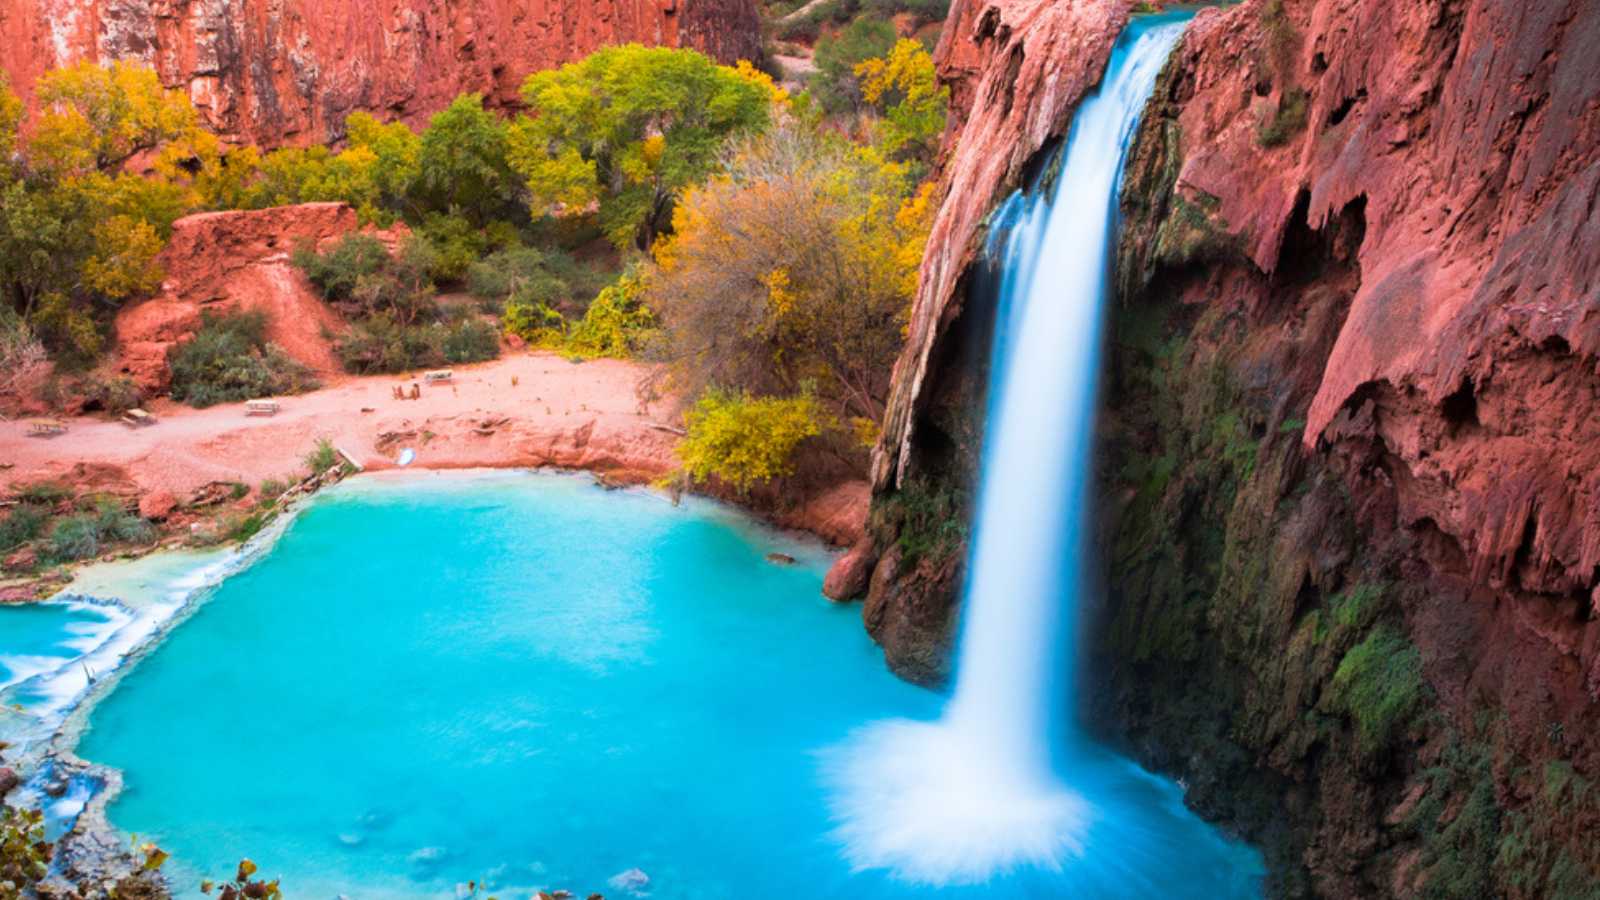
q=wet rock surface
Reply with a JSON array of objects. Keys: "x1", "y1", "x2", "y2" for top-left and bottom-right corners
[{"x1": 863, "y1": 0, "x2": 1600, "y2": 894}]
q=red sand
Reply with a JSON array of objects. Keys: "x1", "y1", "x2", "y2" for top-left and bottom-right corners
[{"x1": 1, "y1": 353, "x2": 869, "y2": 545}]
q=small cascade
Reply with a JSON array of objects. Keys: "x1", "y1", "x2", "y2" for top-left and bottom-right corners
[{"x1": 826, "y1": 16, "x2": 1209, "y2": 888}]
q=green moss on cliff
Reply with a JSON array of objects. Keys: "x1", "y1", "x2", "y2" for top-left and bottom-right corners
[{"x1": 1328, "y1": 624, "x2": 1427, "y2": 758}]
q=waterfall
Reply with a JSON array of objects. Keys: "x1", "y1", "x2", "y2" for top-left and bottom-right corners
[{"x1": 826, "y1": 17, "x2": 1191, "y2": 887}]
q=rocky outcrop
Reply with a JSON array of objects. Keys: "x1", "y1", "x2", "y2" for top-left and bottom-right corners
[
  {"x1": 0, "y1": 0, "x2": 762, "y2": 146},
  {"x1": 113, "y1": 202, "x2": 401, "y2": 391},
  {"x1": 863, "y1": 0, "x2": 1600, "y2": 894}
]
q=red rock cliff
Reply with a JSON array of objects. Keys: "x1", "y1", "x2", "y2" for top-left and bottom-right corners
[
  {"x1": 0, "y1": 0, "x2": 762, "y2": 145},
  {"x1": 864, "y1": 0, "x2": 1600, "y2": 894}
]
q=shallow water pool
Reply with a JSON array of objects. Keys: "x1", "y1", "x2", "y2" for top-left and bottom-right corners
[{"x1": 72, "y1": 471, "x2": 1260, "y2": 898}]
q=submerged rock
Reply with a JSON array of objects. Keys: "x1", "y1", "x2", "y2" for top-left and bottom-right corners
[
  {"x1": 765, "y1": 552, "x2": 797, "y2": 566},
  {"x1": 606, "y1": 867, "x2": 649, "y2": 894}
]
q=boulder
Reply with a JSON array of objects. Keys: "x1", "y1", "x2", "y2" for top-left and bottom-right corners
[
  {"x1": 3, "y1": 546, "x2": 38, "y2": 573},
  {"x1": 0, "y1": 767, "x2": 18, "y2": 798},
  {"x1": 823, "y1": 539, "x2": 877, "y2": 601}
]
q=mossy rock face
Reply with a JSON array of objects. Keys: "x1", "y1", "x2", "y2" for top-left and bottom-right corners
[{"x1": 1089, "y1": 242, "x2": 1600, "y2": 896}]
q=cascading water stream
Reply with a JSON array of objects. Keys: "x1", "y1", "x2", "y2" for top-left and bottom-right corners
[{"x1": 826, "y1": 16, "x2": 1267, "y2": 894}]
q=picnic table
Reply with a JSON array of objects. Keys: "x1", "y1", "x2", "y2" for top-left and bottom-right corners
[
  {"x1": 245, "y1": 399, "x2": 280, "y2": 416},
  {"x1": 121, "y1": 408, "x2": 156, "y2": 427},
  {"x1": 27, "y1": 418, "x2": 67, "y2": 437}
]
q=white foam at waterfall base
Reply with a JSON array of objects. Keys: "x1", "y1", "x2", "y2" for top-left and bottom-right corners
[{"x1": 825, "y1": 18, "x2": 1189, "y2": 887}]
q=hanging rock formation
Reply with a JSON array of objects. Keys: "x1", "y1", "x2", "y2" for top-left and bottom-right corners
[
  {"x1": 864, "y1": 0, "x2": 1600, "y2": 895},
  {"x1": 0, "y1": 0, "x2": 763, "y2": 146}
]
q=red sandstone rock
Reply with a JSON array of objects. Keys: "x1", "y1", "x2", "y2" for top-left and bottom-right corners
[
  {"x1": 114, "y1": 202, "x2": 401, "y2": 391},
  {"x1": 0, "y1": 767, "x2": 18, "y2": 797},
  {"x1": 2, "y1": 547, "x2": 38, "y2": 573},
  {"x1": 137, "y1": 489, "x2": 179, "y2": 520},
  {"x1": 823, "y1": 538, "x2": 877, "y2": 601},
  {"x1": 0, "y1": 0, "x2": 763, "y2": 147}
]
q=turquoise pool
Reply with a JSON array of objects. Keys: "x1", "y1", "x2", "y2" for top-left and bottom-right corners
[{"x1": 68, "y1": 471, "x2": 1260, "y2": 898}]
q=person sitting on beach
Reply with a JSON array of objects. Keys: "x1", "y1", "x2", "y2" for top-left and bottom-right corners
[{"x1": 410, "y1": 383, "x2": 421, "y2": 400}]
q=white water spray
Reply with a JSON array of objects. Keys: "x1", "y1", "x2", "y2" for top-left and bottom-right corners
[{"x1": 826, "y1": 19, "x2": 1188, "y2": 886}]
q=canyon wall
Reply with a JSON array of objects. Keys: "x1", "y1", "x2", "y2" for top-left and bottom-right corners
[
  {"x1": 0, "y1": 0, "x2": 763, "y2": 146},
  {"x1": 861, "y1": 0, "x2": 1600, "y2": 895}
]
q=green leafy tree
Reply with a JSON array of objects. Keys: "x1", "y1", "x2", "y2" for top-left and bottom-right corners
[
  {"x1": 508, "y1": 45, "x2": 776, "y2": 250},
  {"x1": 413, "y1": 94, "x2": 514, "y2": 226}
]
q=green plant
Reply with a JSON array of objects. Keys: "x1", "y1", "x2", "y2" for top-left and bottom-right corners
[
  {"x1": 167, "y1": 310, "x2": 317, "y2": 408},
  {"x1": 258, "y1": 478, "x2": 289, "y2": 501},
  {"x1": 0, "y1": 505, "x2": 49, "y2": 552},
  {"x1": 564, "y1": 271, "x2": 655, "y2": 358},
  {"x1": 15, "y1": 481, "x2": 71, "y2": 507},
  {"x1": 0, "y1": 807, "x2": 51, "y2": 896},
  {"x1": 226, "y1": 510, "x2": 270, "y2": 543},
  {"x1": 305, "y1": 439, "x2": 340, "y2": 477},
  {"x1": 201, "y1": 859, "x2": 281, "y2": 900},
  {"x1": 293, "y1": 233, "x2": 390, "y2": 302},
  {"x1": 1257, "y1": 88, "x2": 1309, "y2": 147},
  {"x1": 502, "y1": 296, "x2": 565, "y2": 345},
  {"x1": 1329, "y1": 624, "x2": 1427, "y2": 757},
  {"x1": 677, "y1": 389, "x2": 823, "y2": 491},
  {"x1": 441, "y1": 317, "x2": 501, "y2": 364},
  {"x1": 45, "y1": 500, "x2": 155, "y2": 562}
]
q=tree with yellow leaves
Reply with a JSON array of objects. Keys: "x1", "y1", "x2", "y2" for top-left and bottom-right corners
[
  {"x1": 646, "y1": 121, "x2": 930, "y2": 426},
  {"x1": 856, "y1": 38, "x2": 949, "y2": 169}
]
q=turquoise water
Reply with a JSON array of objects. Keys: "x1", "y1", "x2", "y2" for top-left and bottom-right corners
[
  {"x1": 0, "y1": 601, "x2": 122, "y2": 711},
  {"x1": 72, "y1": 471, "x2": 1259, "y2": 898}
]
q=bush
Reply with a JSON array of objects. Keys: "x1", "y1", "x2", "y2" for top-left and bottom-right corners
[
  {"x1": 0, "y1": 504, "x2": 48, "y2": 552},
  {"x1": 46, "y1": 500, "x2": 154, "y2": 562},
  {"x1": 332, "y1": 314, "x2": 459, "y2": 374},
  {"x1": 441, "y1": 317, "x2": 501, "y2": 364},
  {"x1": 168, "y1": 310, "x2": 317, "y2": 408},
  {"x1": 305, "y1": 438, "x2": 340, "y2": 476},
  {"x1": 293, "y1": 234, "x2": 389, "y2": 302},
  {"x1": 15, "y1": 481, "x2": 71, "y2": 506},
  {"x1": 79, "y1": 373, "x2": 143, "y2": 415},
  {"x1": 565, "y1": 271, "x2": 655, "y2": 359},
  {"x1": 811, "y1": 17, "x2": 897, "y2": 114},
  {"x1": 0, "y1": 807, "x2": 51, "y2": 896},
  {"x1": 678, "y1": 389, "x2": 823, "y2": 490},
  {"x1": 1257, "y1": 87, "x2": 1309, "y2": 147},
  {"x1": 502, "y1": 296, "x2": 565, "y2": 346}
]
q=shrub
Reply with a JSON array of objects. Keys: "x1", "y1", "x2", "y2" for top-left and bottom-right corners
[
  {"x1": 0, "y1": 308, "x2": 50, "y2": 397},
  {"x1": 305, "y1": 439, "x2": 340, "y2": 477},
  {"x1": 811, "y1": 17, "x2": 897, "y2": 114},
  {"x1": 1257, "y1": 87, "x2": 1309, "y2": 147},
  {"x1": 258, "y1": 478, "x2": 289, "y2": 501},
  {"x1": 80, "y1": 373, "x2": 143, "y2": 415},
  {"x1": 440, "y1": 317, "x2": 501, "y2": 364},
  {"x1": 0, "y1": 504, "x2": 48, "y2": 552},
  {"x1": 46, "y1": 501, "x2": 154, "y2": 562},
  {"x1": 0, "y1": 807, "x2": 51, "y2": 896},
  {"x1": 332, "y1": 314, "x2": 450, "y2": 374},
  {"x1": 168, "y1": 310, "x2": 317, "y2": 408},
  {"x1": 293, "y1": 234, "x2": 389, "y2": 302},
  {"x1": 502, "y1": 296, "x2": 565, "y2": 346},
  {"x1": 678, "y1": 389, "x2": 822, "y2": 491},
  {"x1": 565, "y1": 271, "x2": 655, "y2": 359},
  {"x1": 15, "y1": 481, "x2": 71, "y2": 506}
]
